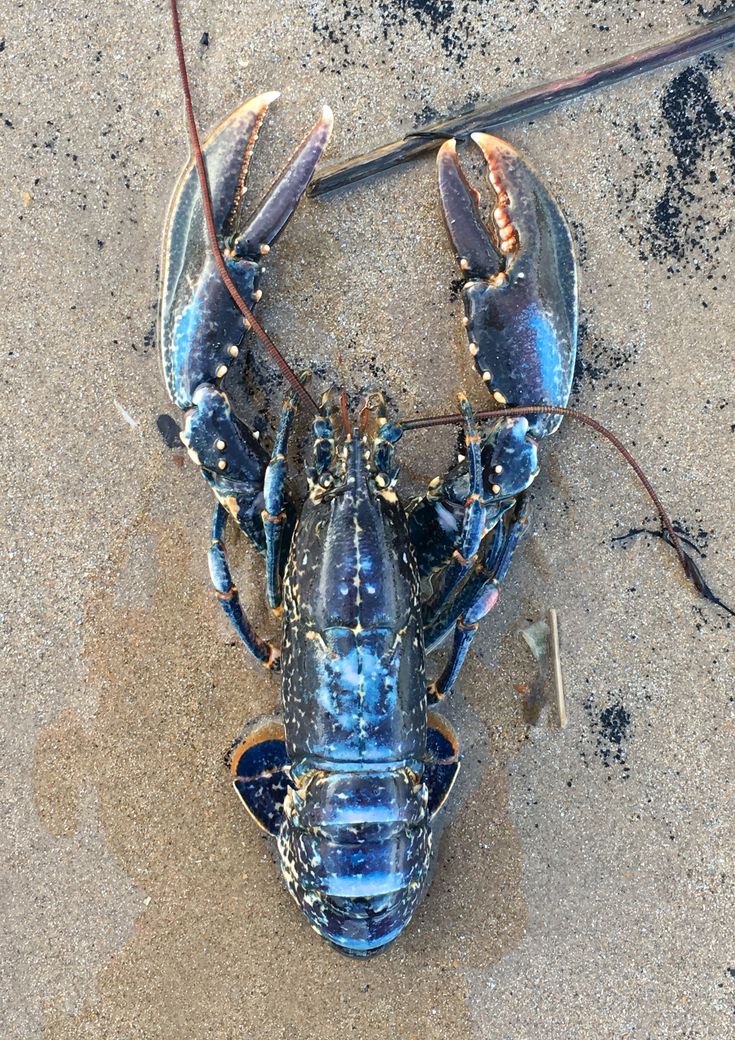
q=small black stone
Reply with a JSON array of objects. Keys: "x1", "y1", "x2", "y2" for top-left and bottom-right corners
[{"x1": 156, "y1": 413, "x2": 183, "y2": 449}]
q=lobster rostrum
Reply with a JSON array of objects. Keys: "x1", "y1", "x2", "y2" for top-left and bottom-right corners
[{"x1": 159, "y1": 94, "x2": 577, "y2": 955}]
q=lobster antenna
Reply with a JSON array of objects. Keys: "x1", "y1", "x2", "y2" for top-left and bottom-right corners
[
  {"x1": 168, "y1": 0, "x2": 318, "y2": 414},
  {"x1": 401, "y1": 404, "x2": 733, "y2": 616}
]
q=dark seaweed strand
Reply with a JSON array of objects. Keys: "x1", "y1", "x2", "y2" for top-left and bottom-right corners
[
  {"x1": 168, "y1": 0, "x2": 318, "y2": 413},
  {"x1": 311, "y1": 14, "x2": 735, "y2": 196},
  {"x1": 401, "y1": 404, "x2": 731, "y2": 613}
]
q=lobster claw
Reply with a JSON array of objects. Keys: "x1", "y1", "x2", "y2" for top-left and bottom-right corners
[
  {"x1": 438, "y1": 134, "x2": 577, "y2": 438},
  {"x1": 159, "y1": 94, "x2": 333, "y2": 410}
]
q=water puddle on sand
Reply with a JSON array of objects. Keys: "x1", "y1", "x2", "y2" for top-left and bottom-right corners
[{"x1": 36, "y1": 467, "x2": 532, "y2": 1040}]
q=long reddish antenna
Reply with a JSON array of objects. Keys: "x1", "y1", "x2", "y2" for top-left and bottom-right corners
[
  {"x1": 401, "y1": 403, "x2": 732, "y2": 614},
  {"x1": 168, "y1": 0, "x2": 318, "y2": 413}
]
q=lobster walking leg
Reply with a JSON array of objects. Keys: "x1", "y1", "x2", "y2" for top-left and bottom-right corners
[
  {"x1": 408, "y1": 416, "x2": 538, "y2": 585},
  {"x1": 262, "y1": 388, "x2": 300, "y2": 612},
  {"x1": 421, "y1": 395, "x2": 487, "y2": 621},
  {"x1": 208, "y1": 503, "x2": 280, "y2": 668},
  {"x1": 427, "y1": 500, "x2": 530, "y2": 700}
]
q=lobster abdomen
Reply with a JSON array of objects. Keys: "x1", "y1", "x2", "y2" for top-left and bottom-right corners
[{"x1": 278, "y1": 768, "x2": 431, "y2": 955}]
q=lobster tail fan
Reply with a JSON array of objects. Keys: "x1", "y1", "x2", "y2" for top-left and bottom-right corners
[{"x1": 228, "y1": 715, "x2": 291, "y2": 835}]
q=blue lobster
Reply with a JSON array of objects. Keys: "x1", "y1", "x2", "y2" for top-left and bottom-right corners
[{"x1": 158, "y1": 94, "x2": 577, "y2": 955}]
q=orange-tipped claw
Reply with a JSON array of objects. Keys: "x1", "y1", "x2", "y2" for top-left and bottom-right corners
[{"x1": 437, "y1": 133, "x2": 578, "y2": 439}]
